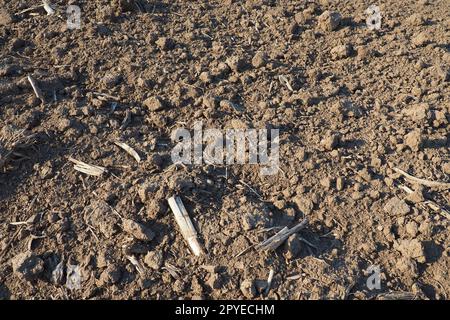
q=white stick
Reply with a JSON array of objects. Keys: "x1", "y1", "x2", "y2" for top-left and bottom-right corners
[{"x1": 168, "y1": 196, "x2": 203, "y2": 256}]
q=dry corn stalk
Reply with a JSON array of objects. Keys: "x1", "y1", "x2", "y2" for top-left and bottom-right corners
[
  {"x1": 0, "y1": 126, "x2": 37, "y2": 171},
  {"x1": 68, "y1": 157, "x2": 107, "y2": 176},
  {"x1": 114, "y1": 141, "x2": 141, "y2": 163},
  {"x1": 393, "y1": 167, "x2": 450, "y2": 189},
  {"x1": 42, "y1": 1, "x2": 55, "y2": 15},
  {"x1": 27, "y1": 75, "x2": 45, "y2": 103},
  {"x1": 255, "y1": 218, "x2": 308, "y2": 251},
  {"x1": 168, "y1": 196, "x2": 203, "y2": 256}
]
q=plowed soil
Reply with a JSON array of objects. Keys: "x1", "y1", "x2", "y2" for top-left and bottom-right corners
[{"x1": 0, "y1": 0, "x2": 449, "y2": 300}]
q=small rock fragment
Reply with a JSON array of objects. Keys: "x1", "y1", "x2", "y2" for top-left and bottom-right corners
[
  {"x1": 384, "y1": 197, "x2": 411, "y2": 216},
  {"x1": 144, "y1": 96, "x2": 166, "y2": 112},
  {"x1": 394, "y1": 239, "x2": 426, "y2": 263},
  {"x1": 317, "y1": 11, "x2": 342, "y2": 32},
  {"x1": 156, "y1": 37, "x2": 175, "y2": 51},
  {"x1": 285, "y1": 234, "x2": 302, "y2": 259},
  {"x1": 225, "y1": 56, "x2": 249, "y2": 73},
  {"x1": 11, "y1": 252, "x2": 44, "y2": 281},
  {"x1": 240, "y1": 279, "x2": 257, "y2": 298},
  {"x1": 144, "y1": 251, "x2": 164, "y2": 270},
  {"x1": 321, "y1": 133, "x2": 341, "y2": 150},
  {"x1": 293, "y1": 196, "x2": 314, "y2": 215},
  {"x1": 331, "y1": 44, "x2": 353, "y2": 60},
  {"x1": 251, "y1": 51, "x2": 268, "y2": 68},
  {"x1": 122, "y1": 219, "x2": 155, "y2": 242},
  {"x1": 404, "y1": 129, "x2": 424, "y2": 151}
]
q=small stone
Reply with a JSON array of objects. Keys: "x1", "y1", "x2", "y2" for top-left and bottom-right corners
[
  {"x1": 225, "y1": 56, "x2": 249, "y2": 73},
  {"x1": 11, "y1": 252, "x2": 44, "y2": 281},
  {"x1": 156, "y1": 37, "x2": 175, "y2": 51},
  {"x1": 287, "y1": 21, "x2": 300, "y2": 36},
  {"x1": 331, "y1": 44, "x2": 353, "y2": 60},
  {"x1": 443, "y1": 163, "x2": 450, "y2": 174},
  {"x1": 0, "y1": 9, "x2": 12, "y2": 26},
  {"x1": 144, "y1": 251, "x2": 164, "y2": 270},
  {"x1": 206, "y1": 273, "x2": 222, "y2": 289},
  {"x1": 138, "y1": 182, "x2": 159, "y2": 202},
  {"x1": 199, "y1": 71, "x2": 213, "y2": 84},
  {"x1": 394, "y1": 239, "x2": 426, "y2": 263},
  {"x1": 317, "y1": 11, "x2": 342, "y2": 32},
  {"x1": 320, "y1": 177, "x2": 333, "y2": 190},
  {"x1": 99, "y1": 264, "x2": 122, "y2": 285},
  {"x1": 384, "y1": 197, "x2": 411, "y2": 216},
  {"x1": 412, "y1": 32, "x2": 430, "y2": 47},
  {"x1": 321, "y1": 133, "x2": 341, "y2": 150},
  {"x1": 144, "y1": 96, "x2": 166, "y2": 112},
  {"x1": 285, "y1": 234, "x2": 302, "y2": 259},
  {"x1": 251, "y1": 51, "x2": 268, "y2": 68},
  {"x1": 293, "y1": 196, "x2": 314, "y2": 215},
  {"x1": 240, "y1": 279, "x2": 257, "y2": 298},
  {"x1": 404, "y1": 129, "x2": 424, "y2": 151},
  {"x1": 405, "y1": 221, "x2": 419, "y2": 237},
  {"x1": 336, "y1": 177, "x2": 345, "y2": 191},
  {"x1": 122, "y1": 219, "x2": 155, "y2": 242},
  {"x1": 101, "y1": 73, "x2": 122, "y2": 88}
]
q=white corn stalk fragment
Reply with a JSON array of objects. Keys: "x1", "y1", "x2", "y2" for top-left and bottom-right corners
[
  {"x1": 42, "y1": 1, "x2": 55, "y2": 15},
  {"x1": 168, "y1": 196, "x2": 203, "y2": 256},
  {"x1": 27, "y1": 75, "x2": 45, "y2": 102},
  {"x1": 68, "y1": 157, "x2": 107, "y2": 176},
  {"x1": 114, "y1": 141, "x2": 141, "y2": 163},
  {"x1": 255, "y1": 218, "x2": 308, "y2": 251}
]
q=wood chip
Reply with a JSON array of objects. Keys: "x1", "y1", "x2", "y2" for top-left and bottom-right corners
[
  {"x1": 68, "y1": 157, "x2": 107, "y2": 176},
  {"x1": 114, "y1": 141, "x2": 141, "y2": 163},
  {"x1": 168, "y1": 196, "x2": 203, "y2": 256}
]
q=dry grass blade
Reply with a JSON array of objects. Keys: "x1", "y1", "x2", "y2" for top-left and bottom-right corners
[
  {"x1": 255, "y1": 219, "x2": 308, "y2": 251},
  {"x1": 68, "y1": 157, "x2": 107, "y2": 176},
  {"x1": 393, "y1": 167, "x2": 450, "y2": 189},
  {"x1": 168, "y1": 196, "x2": 203, "y2": 256},
  {"x1": 27, "y1": 75, "x2": 45, "y2": 103},
  {"x1": 114, "y1": 141, "x2": 141, "y2": 163}
]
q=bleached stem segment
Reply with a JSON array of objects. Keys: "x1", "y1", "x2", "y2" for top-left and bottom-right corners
[
  {"x1": 256, "y1": 218, "x2": 308, "y2": 251},
  {"x1": 168, "y1": 196, "x2": 203, "y2": 256},
  {"x1": 42, "y1": 1, "x2": 55, "y2": 15},
  {"x1": 27, "y1": 76, "x2": 45, "y2": 103}
]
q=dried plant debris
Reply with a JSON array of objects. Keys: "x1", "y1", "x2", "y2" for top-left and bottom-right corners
[
  {"x1": 255, "y1": 219, "x2": 308, "y2": 252},
  {"x1": 0, "y1": 125, "x2": 37, "y2": 171},
  {"x1": 68, "y1": 157, "x2": 107, "y2": 176},
  {"x1": 168, "y1": 196, "x2": 203, "y2": 256},
  {"x1": 114, "y1": 141, "x2": 141, "y2": 163},
  {"x1": 393, "y1": 167, "x2": 450, "y2": 189}
]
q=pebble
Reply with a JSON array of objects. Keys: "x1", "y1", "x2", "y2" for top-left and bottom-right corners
[
  {"x1": 122, "y1": 219, "x2": 155, "y2": 242},
  {"x1": 156, "y1": 37, "x2": 175, "y2": 51},
  {"x1": 144, "y1": 96, "x2": 166, "y2": 111},
  {"x1": 240, "y1": 279, "x2": 257, "y2": 298},
  {"x1": 384, "y1": 197, "x2": 411, "y2": 216},
  {"x1": 317, "y1": 11, "x2": 342, "y2": 32},
  {"x1": 11, "y1": 251, "x2": 44, "y2": 281},
  {"x1": 144, "y1": 251, "x2": 164, "y2": 270}
]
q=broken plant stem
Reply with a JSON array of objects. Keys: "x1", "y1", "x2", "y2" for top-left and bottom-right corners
[
  {"x1": 168, "y1": 196, "x2": 203, "y2": 256},
  {"x1": 27, "y1": 75, "x2": 45, "y2": 103},
  {"x1": 393, "y1": 167, "x2": 450, "y2": 189}
]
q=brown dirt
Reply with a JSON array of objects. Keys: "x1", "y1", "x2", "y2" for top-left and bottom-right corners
[{"x1": 0, "y1": 0, "x2": 449, "y2": 300}]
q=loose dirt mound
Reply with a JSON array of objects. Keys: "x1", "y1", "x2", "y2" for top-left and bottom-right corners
[{"x1": 0, "y1": 0, "x2": 449, "y2": 300}]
